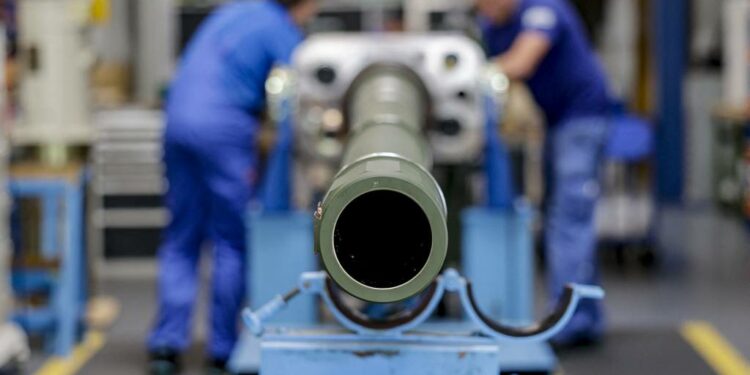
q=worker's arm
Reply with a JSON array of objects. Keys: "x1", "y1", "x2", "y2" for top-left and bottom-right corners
[
  {"x1": 494, "y1": 31, "x2": 551, "y2": 80},
  {"x1": 494, "y1": 5, "x2": 560, "y2": 80}
]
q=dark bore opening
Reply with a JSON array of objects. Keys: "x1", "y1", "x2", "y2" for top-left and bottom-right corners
[{"x1": 334, "y1": 190, "x2": 432, "y2": 289}]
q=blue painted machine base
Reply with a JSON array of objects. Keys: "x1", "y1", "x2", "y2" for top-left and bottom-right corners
[
  {"x1": 229, "y1": 323, "x2": 557, "y2": 375},
  {"x1": 260, "y1": 332, "x2": 500, "y2": 375}
]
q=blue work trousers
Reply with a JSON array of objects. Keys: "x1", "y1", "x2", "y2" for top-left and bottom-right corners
[
  {"x1": 148, "y1": 121, "x2": 255, "y2": 360},
  {"x1": 546, "y1": 116, "x2": 608, "y2": 342}
]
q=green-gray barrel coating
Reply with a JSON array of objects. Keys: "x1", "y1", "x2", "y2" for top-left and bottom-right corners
[{"x1": 315, "y1": 65, "x2": 448, "y2": 303}]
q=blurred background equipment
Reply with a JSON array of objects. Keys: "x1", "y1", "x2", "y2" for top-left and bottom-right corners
[
  {"x1": 403, "y1": 0, "x2": 473, "y2": 32},
  {"x1": 712, "y1": 0, "x2": 750, "y2": 226},
  {"x1": 308, "y1": 0, "x2": 475, "y2": 33},
  {"x1": 722, "y1": 0, "x2": 750, "y2": 110},
  {"x1": 311, "y1": 0, "x2": 402, "y2": 32},
  {"x1": 0, "y1": 139, "x2": 25, "y2": 374},
  {"x1": 5, "y1": 0, "x2": 96, "y2": 361},
  {"x1": 134, "y1": 0, "x2": 175, "y2": 105},
  {"x1": 9, "y1": 162, "x2": 87, "y2": 357},
  {"x1": 15, "y1": 0, "x2": 95, "y2": 164},
  {"x1": 595, "y1": 112, "x2": 656, "y2": 266},
  {"x1": 90, "y1": 109, "x2": 166, "y2": 260},
  {"x1": 0, "y1": 21, "x2": 29, "y2": 372}
]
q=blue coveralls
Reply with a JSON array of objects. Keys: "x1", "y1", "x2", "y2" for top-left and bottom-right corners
[
  {"x1": 481, "y1": 0, "x2": 612, "y2": 342},
  {"x1": 147, "y1": 0, "x2": 302, "y2": 360}
]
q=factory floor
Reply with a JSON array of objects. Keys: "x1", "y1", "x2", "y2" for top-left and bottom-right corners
[{"x1": 26, "y1": 206, "x2": 750, "y2": 374}]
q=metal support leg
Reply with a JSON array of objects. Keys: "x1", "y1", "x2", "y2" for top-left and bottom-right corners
[{"x1": 54, "y1": 182, "x2": 83, "y2": 356}]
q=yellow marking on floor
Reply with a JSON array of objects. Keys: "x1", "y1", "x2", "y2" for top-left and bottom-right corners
[
  {"x1": 682, "y1": 321, "x2": 750, "y2": 375},
  {"x1": 34, "y1": 331, "x2": 106, "y2": 375}
]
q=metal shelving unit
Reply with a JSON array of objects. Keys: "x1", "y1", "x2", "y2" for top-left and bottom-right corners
[{"x1": 90, "y1": 109, "x2": 167, "y2": 260}]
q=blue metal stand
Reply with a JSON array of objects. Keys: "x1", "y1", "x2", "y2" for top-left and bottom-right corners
[
  {"x1": 9, "y1": 166, "x2": 87, "y2": 356},
  {"x1": 241, "y1": 270, "x2": 603, "y2": 375},
  {"x1": 247, "y1": 212, "x2": 317, "y2": 325},
  {"x1": 230, "y1": 211, "x2": 318, "y2": 373},
  {"x1": 260, "y1": 331, "x2": 502, "y2": 375},
  {"x1": 463, "y1": 206, "x2": 533, "y2": 325},
  {"x1": 229, "y1": 206, "x2": 563, "y2": 374},
  {"x1": 462, "y1": 206, "x2": 559, "y2": 373}
]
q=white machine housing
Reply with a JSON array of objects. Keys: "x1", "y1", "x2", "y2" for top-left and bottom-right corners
[
  {"x1": 293, "y1": 33, "x2": 487, "y2": 165},
  {"x1": 16, "y1": 0, "x2": 93, "y2": 145}
]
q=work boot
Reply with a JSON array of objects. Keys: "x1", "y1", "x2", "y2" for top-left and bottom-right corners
[
  {"x1": 148, "y1": 348, "x2": 181, "y2": 375},
  {"x1": 205, "y1": 357, "x2": 229, "y2": 375}
]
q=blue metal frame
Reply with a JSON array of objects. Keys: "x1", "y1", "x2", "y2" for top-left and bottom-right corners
[
  {"x1": 241, "y1": 269, "x2": 602, "y2": 375},
  {"x1": 462, "y1": 205, "x2": 534, "y2": 326},
  {"x1": 246, "y1": 211, "x2": 317, "y2": 325},
  {"x1": 260, "y1": 331, "x2": 502, "y2": 375},
  {"x1": 9, "y1": 169, "x2": 86, "y2": 356}
]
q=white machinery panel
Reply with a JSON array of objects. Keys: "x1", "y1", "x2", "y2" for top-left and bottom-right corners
[
  {"x1": 17, "y1": 0, "x2": 93, "y2": 144},
  {"x1": 293, "y1": 33, "x2": 487, "y2": 165}
]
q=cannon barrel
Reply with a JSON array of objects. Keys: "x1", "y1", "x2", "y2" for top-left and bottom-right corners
[{"x1": 314, "y1": 65, "x2": 448, "y2": 303}]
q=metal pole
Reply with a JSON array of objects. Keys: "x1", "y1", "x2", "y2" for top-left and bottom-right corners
[{"x1": 654, "y1": 0, "x2": 686, "y2": 203}]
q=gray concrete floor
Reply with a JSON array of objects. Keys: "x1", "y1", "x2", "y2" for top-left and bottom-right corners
[
  {"x1": 25, "y1": 206, "x2": 750, "y2": 374},
  {"x1": 557, "y1": 206, "x2": 750, "y2": 374},
  {"x1": 606, "y1": 207, "x2": 750, "y2": 351}
]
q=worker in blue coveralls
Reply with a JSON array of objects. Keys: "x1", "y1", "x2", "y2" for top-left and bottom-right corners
[
  {"x1": 476, "y1": 0, "x2": 612, "y2": 346},
  {"x1": 146, "y1": 1, "x2": 319, "y2": 374}
]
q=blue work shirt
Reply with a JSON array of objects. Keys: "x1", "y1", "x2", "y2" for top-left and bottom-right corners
[
  {"x1": 166, "y1": 0, "x2": 303, "y2": 132},
  {"x1": 481, "y1": 0, "x2": 612, "y2": 125}
]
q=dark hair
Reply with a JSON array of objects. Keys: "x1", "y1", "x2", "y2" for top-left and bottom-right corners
[{"x1": 275, "y1": 0, "x2": 308, "y2": 8}]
